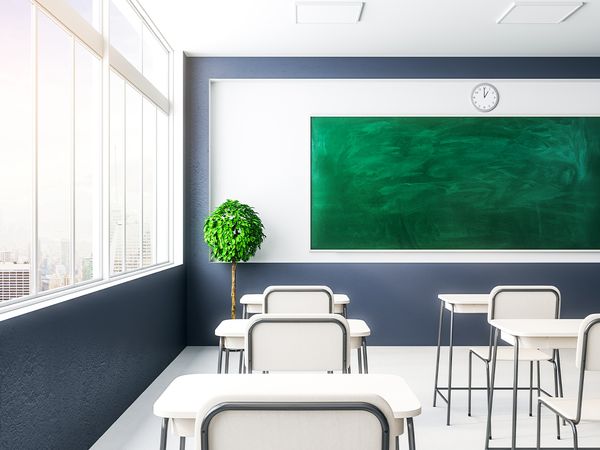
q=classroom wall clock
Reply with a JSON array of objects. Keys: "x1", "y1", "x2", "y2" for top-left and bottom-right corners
[{"x1": 471, "y1": 83, "x2": 499, "y2": 112}]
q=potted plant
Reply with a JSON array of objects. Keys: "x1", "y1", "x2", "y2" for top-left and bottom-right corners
[{"x1": 204, "y1": 199, "x2": 266, "y2": 319}]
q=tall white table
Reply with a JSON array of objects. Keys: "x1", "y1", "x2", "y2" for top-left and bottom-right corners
[
  {"x1": 153, "y1": 373, "x2": 422, "y2": 450},
  {"x1": 240, "y1": 293, "x2": 350, "y2": 318},
  {"x1": 215, "y1": 318, "x2": 371, "y2": 374},
  {"x1": 433, "y1": 293, "x2": 490, "y2": 425},
  {"x1": 485, "y1": 318, "x2": 582, "y2": 450}
]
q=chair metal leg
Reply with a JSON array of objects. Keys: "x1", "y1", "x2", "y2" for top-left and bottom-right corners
[
  {"x1": 224, "y1": 349, "x2": 230, "y2": 374},
  {"x1": 238, "y1": 350, "x2": 244, "y2": 373},
  {"x1": 552, "y1": 355, "x2": 561, "y2": 440},
  {"x1": 468, "y1": 350, "x2": 473, "y2": 417},
  {"x1": 433, "y1": 300, "x2": 444, "y2": 407},
  {"x1": 357, "y1": 346, "x2": 363, "y2": 374},
  {"x1": 510, "y1": 338, "x2": 520, "y2": 450},
  {"x1": 159, "y1": 417, "x2": 168, "y2": 450},
  {"x1": 568, "y1": 420, "x2": 579, "y2": 450},
  {"x1": 485, "y1": 361, "x2": 491, "y2": 439},
  {"x1": 407, "y1": 417, "x2": 416, "y2": 450},
  {"x1": 556, "y1": 350, "x2": 566, "y2": 426},
  {"x1": 242, "y1": 304, "x2": 248, "y2": 319},
  {"x1": 446, "y1": 306, "x2": 455, "y2": 426},
  {"x1": 529, "y1": 361, "x2": 534, "y2": 417},
  {"x1": 536, "y1": 401, "x2": 542, "y2": 450},
  {"x1": 179, "y1": 436, "x2": 186, "y2": 450},
  {"x1": 362, "y1": 337, "x2": 369, "y2": 374}
]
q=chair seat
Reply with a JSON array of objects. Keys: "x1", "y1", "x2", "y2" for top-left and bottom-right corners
[
  {"x1": 470, "y1": 346, "x2": 552, "y2": 362},
  {"x1": 540, "y1": 397, "x2": 600, "y2": 421}
]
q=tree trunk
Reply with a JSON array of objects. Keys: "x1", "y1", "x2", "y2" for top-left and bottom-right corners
[{"x1": 230, "y1": 261, "x2": 237, "y2": 319}]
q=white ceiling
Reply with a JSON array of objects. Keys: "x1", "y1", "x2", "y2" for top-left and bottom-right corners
[{"x1": 138, "y1": 0, "x2": 600, "y2": 56}]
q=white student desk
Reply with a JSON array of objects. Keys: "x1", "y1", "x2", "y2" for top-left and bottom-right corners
[
  {"x1": 433, "y1": 293, "x2": 490, "y2": 425},
  {"x1": 215, "y1": 318, "x2": 371, "y2": 373},
  {"x1": 485, "y1": 318, "x2": 583, "y2": 450},
  {"x1": 153, "y1": 373, "x2": 422, "y2": 450},
  {"x1": 240, "y1": 293, "x2": 351, "y2": 318}
]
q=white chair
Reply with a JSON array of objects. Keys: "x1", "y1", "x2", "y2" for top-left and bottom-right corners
[
  {"x1": 245, "y1": 313, "x2": 351, "y2": 373},
  {"x1": 194, "y1": 392, "x2": 406, "y2": 450},
  {"x1": 262, "y1": 285, "x2": 334, "y2": 314},
  {"x1": 537, "y1": 314, "x2": 600, "y2": 450},
  {"x1": 261, "y1": 286, "x2": 369, "y2": 373},
  {"x1": 468, "y1": 286, "x2": 564, "y2": 435}
]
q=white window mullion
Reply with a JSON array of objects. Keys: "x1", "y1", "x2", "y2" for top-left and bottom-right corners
[
  {"x1": 122, "y1": 83, "x2": 127, "y2": 273},
  {"x1": 168, "y1": 51, "x2": 174, "y2": 263},
  {"x1": 139, "y1": 99, "x2": 144, "y2": 268},
  {"x1": 102, "y1": 0, "x2": 110, "y2": 281},
  {"x1": 153, "y1": 106, "x2": 158, "y2": 264},
  {"x1": 31, "y1": 4, "x2": 39, "y2": 295},
  {"x1": 70, "y1": 37, "x2": 76, "y2": 286}
]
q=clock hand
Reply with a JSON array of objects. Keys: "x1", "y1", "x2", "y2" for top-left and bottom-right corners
[{"x1": 483, "y1": 87, "x2": 488, "y2": 98}]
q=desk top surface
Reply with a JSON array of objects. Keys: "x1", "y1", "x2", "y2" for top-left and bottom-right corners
[
  {"x1": 154, "y1": 373, "x2": 421, "y2": 420},
  {"x1": 215, "y1": 318, "x2": 371, "y2": 337},
  {"x1": 489, "y1": 319, "x2": 583, "y2": 337},
  {"x1": 437, "y1": 294, "x2": 489, "y2": 305},
  {"x1": 241, "y1": 293, "x2": 350, "y2": 305}
]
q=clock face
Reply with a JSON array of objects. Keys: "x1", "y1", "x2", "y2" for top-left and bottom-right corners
[{"x1": 471, "y1": 83, "x2": 499, "y2": 112}]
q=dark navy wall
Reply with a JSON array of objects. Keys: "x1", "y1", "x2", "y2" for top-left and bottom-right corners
[
  {"x1": 0, "y1": 266, "x2": 186, "y2": 450},
  {"x1": 186, "y1": 57, "x2": 600, "y2": 346}
]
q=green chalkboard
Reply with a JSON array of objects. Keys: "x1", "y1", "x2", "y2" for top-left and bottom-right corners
[{"x1": 311, "y1": 117, "x2": 600, "y2": 250}]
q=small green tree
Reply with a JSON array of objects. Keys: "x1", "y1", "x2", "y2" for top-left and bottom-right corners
[{"x1": 204, "y1": 199, "x2": 266, "y2": 319}]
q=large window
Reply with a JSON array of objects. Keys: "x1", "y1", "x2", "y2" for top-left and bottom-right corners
[{"x1": 0, "y1": 0, "x2": 172, "y2": 307}]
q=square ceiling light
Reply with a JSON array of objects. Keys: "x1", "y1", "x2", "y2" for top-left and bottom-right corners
[
  {"x1": 296, "y1": 1, "x2": 365, "y2": 24},
  {"x1": 497, "y1": 1, "x2": 584, "y2": 24}
]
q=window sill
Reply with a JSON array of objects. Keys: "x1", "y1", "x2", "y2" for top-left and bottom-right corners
[{"x1": 0, "y1": 262, "x2": 183, "y2": 323}]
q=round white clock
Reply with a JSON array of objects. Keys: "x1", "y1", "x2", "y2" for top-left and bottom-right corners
[{"x1": 471, "y1": 83, "x2": 499, "y2": 112}]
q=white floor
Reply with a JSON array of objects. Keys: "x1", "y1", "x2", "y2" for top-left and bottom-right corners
[{"x1": 92, "y1": 346, "x2": 600, "y2": 450}]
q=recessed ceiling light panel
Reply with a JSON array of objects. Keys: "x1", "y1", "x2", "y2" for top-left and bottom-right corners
[
  {"x1": 497, "y1": 1, "x2": 584, "y2": 24},
  {"x1": 296, "y1": 1, "x2": 365, "y2": 24}
]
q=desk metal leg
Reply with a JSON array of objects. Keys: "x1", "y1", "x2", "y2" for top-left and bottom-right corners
[
  {"x1": 159, "y1": 418, "x2": 168, "y2": 450},
  {"x1": 238, "y1": 350, "x2": 244, "y2": 373},
  {"x1": 433, "y1": 300, "x2": 444, "y2": 407},
  {"x1": 407, "y1": 417, "x2": 416, "y2": 450},
  {"x1": 446, "y1": 305, "x2": 455, "y2": 426},
  {"x1": 179, "y1": 436, "x2": 186, "y2": 450},
  {"x1": 217, "y1": 338, "x2": 223, "y2": 374},
  {"x1": 468, "y1": 350, "x2": 473, "y2": 416},
  {"x1": 224, "y1": 349, "x2": 230, "y2": 374},
  {"x1": 511, "y1": 338, "x2": 520, "y2": 450},
  {"x1": 485, "y1": 327, "x2": 499, "y2": 449},
  {"x1": 529, "y1": 361, "x2": 534, "y2": 417},
  {"x1": 362, "y1": 337, "x2": 369, "y2": 374},
  {"x1": 357, "y1": 346, "x2": 363, "y2": 374},
  {"x1": 343, "y1": 304, "x2": 348, "y2": 318},
  {"x1": 242, "y1": 304, "x2": 247, "y2": 319}
]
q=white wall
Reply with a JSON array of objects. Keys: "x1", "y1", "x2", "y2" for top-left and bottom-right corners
[{"x1": 209, "y1": 79, "x2": 600, "y2": 263}]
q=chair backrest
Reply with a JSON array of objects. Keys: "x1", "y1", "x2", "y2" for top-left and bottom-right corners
[
  {"x1": 195, "y1": 393, "x2": 399, "y2": 450},
  {"x1": 575, "y1": 314, "x2": 600, "y2": 371},
  {"x1": 263, "y1": 285, "x2": 334, "y2": 314},
  {"x1": 245, "y1": 313, "x2": 350, "y2": 373},
  {"x1": 488, "y1": 285, "x2": 560, "y2": 321}
]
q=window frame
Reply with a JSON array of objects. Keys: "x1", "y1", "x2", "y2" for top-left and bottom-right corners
[{"x1": 0, "y1": 0, "x2": 179, "y2": 316}]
